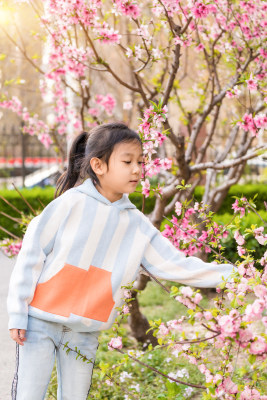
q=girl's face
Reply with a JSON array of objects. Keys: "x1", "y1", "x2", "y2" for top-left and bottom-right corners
[{"x1": 91, "y1": 141, "x2": 143, "y2": 203}]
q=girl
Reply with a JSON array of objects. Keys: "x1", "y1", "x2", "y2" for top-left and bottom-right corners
[{"x1": 7, "y1": 122, "x2": 234, "y2": 400}]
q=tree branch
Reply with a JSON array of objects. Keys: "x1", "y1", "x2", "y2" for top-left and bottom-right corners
[
  {"x1": 162, "y1": 42, "x2": 181, "y2": 106},
  {"x1": 185, "y1": 50, "x2": 257, "y2": 162},
  {"x1": 195, "y1": 105, "x2": 221, "y2": 165},
  {"x1": 190, "y1": 145, "x2": 266, "y2": 172},
  {"x1": 81, "y1": 24, "x2": 142, "y2": 94}
]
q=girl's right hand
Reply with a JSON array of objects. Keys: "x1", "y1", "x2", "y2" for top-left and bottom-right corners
[{"x1": 9, "y1": 329, "x2": 26, "y2": 346}]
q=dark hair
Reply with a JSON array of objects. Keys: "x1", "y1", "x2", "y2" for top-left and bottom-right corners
[
  {"x1": 56, "y1": 122, "x2": 141, "y2": 197},
  {"x1": 55, "y1": 131, "x2": 88, "y2": 197}
]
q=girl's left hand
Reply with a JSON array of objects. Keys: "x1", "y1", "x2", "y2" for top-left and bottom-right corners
[{"x1": 9, "y1": 329, "x2": 26, "y2": 346}]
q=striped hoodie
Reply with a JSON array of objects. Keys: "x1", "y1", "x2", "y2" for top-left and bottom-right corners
[{"x1": 7, "y1": 179, "x2": 233, "y2": 332}]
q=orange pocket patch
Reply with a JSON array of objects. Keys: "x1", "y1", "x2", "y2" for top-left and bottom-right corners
[{"x1": 30, "y1": 264, "x2": 115, "y2": 322}]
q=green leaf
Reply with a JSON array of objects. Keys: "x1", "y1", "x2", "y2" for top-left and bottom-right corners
[{"x1": 248, "y1": 354, "x2": 256, "y2": 364}]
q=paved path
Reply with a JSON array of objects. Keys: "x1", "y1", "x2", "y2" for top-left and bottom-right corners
[{"x1": 0, "y1": 252, "x2": 16, "y2": 400}]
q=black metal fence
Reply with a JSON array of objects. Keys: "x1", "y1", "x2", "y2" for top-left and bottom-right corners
[{"x1": 0, "y1": 124, "x2": 66, "y2": 183}]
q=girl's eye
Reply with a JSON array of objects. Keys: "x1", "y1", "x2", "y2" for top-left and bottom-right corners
[
  {"x1": 138, "y1": 162, "x2": 144, "y2": 165},
  {"x1": 124, "y1": 161, "x2": 131, "y2": 164}
]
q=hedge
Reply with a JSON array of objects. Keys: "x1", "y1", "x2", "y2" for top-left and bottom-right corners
[
  {"x1": 0, "y1": 184, "x2": 266, "y2": 240},
  {"x1": 0, "y1": 187, "x2": 55, "y2": 240},
  {"x1": 129, "y1": 184, "x2": 267, "y2": 215},
  {"x1": 194, "y1": 184, "x2": 267, "y2": 214}
]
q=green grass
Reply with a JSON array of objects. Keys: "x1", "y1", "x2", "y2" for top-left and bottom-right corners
[{"x1": 138, "y1": 281, "x2": 209, "y2": 322}]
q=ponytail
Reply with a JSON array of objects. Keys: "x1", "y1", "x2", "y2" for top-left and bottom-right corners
[{"x1": 55, "y1": 131, "x2": 88, "y2": 198}]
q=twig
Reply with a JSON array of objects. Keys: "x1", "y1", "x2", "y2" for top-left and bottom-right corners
[
  {"x1": 158, "y1": 332, "x2": 221, "y2": 349},
  {"x1": 0, "y1": 195, "x2": 23, "y2": 215},
  {"x1": 141, "y1": 195, "x2": 146, "y2": 214},
  {"x1": 245, "y1": 202, "x2": 267, "y2": 227},
  {"x1": 141, "y1": 264, "x2": 170, "y2": 294},
  {"x1": 37, "y1": 198, "x2": 45, "y2": 209},
  {"x1": 0, "y1": 212, "x2": 23, "y2": 224},
  {"x1": 114, "y1": 348, "x2": 206, "y2": 389},
  {"x1": 12, "y1": 183, "x2": 37, "y2": 216},
  {"x1": 0, "y1": 226, "x2": 20, "y2": 240}
]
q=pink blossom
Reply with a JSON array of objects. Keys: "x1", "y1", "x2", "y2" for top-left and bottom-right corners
[
  {"x1": 0, "y1": 240, "x2": 22, "y2": 257},
  {"x1": 238, "y1": 264, "x2": 246, "y2": 276},
  {"x1": 187, "y1": 355, "x2": 197, "y2": 365},
  {"x1": 237, "y1": 282, "x2": 249, "y2": 294},
  {"x1": 218, "y1": 315, "x2": 240, "y2": 338},
  {"x1": 226, "y1": 85, "x2": 241, "y2": 99},
  {"x1": 157, "y1": 323, "x2": 169, "y2": 337},
  {"x1": 175, "y1": 201, "x2": 182, "y2": 216},
  {"x1": 174, "y1": 35, "x2": 192, "y2": 47},
  {"x1": 238, "y1": 246, "x2": 246, "y2": 257},
  {"x1": 239, "y1": 328, "x2": 253, "y2": 344},
  {"x1": 122, "y1": 305, "x2": 130, "y2": 314},
  {"x1": 232, "y1": 199, "x2": 245, "y2": 217},
  {"x1": 251, "y1": 299, "x2": 266, "y2": 314},
  {"x1": 141, "y1": 179, "x2": 150, "y2": 197},
  {"x1": 199, "y1": 231, "x2": 208, "y2": 242},
  {"x1": 88, "y1": 108, "x2": 100, "y2": 116},
  {"x1": 167, "y1": 319, "x2": 182, "y2": 331},
  {"x1": 255, "y1": 234, "x2": 267, "y2": 245},
  {"x1": 160, "y1": 158, "x2": 172, "y2": 170},
  {"x1": 180, "y1": 286, "x2": 193, "y2": 297},
  {"x1": 254, "y1": 114, "x2": 267, "y2": 129},
  {"x1": 234, "y1": 230, "x2": 245, "y2": 246},
  {"x1": 260, "y1": 48, "x2": 267, "y2": 58},
  {"x1": 238, "y1": 113, "x2": 258, "y2": 136},
  {"x1": 123, "y1": 101, "x2": 133, "y2": 110},
  {"x1": 204, "y1": 311, "x2": 213, "y2": 321},
  {"x1": 198, "y1": 364, "x2": 207, "y2": 374},
  {"x1": 245, "y1": 300, "x2": 265, "y2": 321},
  {"x1": 108, "y1": 336, "x2": 123, "y2": 350},
  {"x1": 222, "y1": 377, "x2": 238, "y2": 394},
  {"x1": 262, "y1": 316, "x2": 267, "y2": 329},
  {"x1": 123, "y1": 290, "x2": 132, "y2": 299},
  {"x1": 260, "y1": 251, "x2": 267, "y2": 266},
  {"x1": 195, "y1": 43, "x2": 204, "y2": 52},
  {"x1": 240, "y1": 386, "x2": 261, "y2": 400},
  {"x1": 96, "y1": 23, "x2": 121, "y2": 44},
  {"x1": 95, "y1": 94, "x2": 116, "y2": 116},
  {"x1": 254, "y1": 285, "x2": 267, "y2": 298},
  {"x1": 38, "y1": 133, "x2": 53, "y2": 149},
  {"x1": 193, "y1": 293, "x2": 203, "y2": 304},
  {"x1": 115, "y1": 0, "x2": 141, "y2": 19},
  {"x1": 185, "y1": 208, "x2": 195, "y2": 218},
  {"x1": 246, "y1": 74, "x2": 258, "y2": 91},
  {"x1": 250, "y1": 336, "x2": 267, "y2": 355},
  {"x1": 192, "y1": 2, "x2": 210, "y2": 18},
  {"x1": 226, "y1": 91, "x2": 234, "y2": 99}
]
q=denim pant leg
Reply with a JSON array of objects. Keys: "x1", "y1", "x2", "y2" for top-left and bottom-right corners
[
  {"x1": 56, "y1": 328, "x2": 99, "y2": 400},
  {"x1": 12, "y1": 317, "x2": 56, "y2": 400}
]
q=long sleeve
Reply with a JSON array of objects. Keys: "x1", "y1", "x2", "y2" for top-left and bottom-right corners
[
  {"x1": 141, "y1": 225, "x2": 234, "y2": 288},
  {"x1": 7, "y1": 193, "x2": 74, "y2": 330}
]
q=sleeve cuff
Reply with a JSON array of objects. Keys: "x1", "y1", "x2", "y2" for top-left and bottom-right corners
[{"x1": 8, "y1": 313, "x2": 28, "y2": 330}]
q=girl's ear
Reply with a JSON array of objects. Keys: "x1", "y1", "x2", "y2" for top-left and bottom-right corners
[{"x1": 90, "y1": 157, "x2": 107, "y2": 176}]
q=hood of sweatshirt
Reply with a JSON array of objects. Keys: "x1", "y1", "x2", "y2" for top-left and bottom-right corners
[{"x1": 74, "y1": 178, "x2": 136, "y2": 210}]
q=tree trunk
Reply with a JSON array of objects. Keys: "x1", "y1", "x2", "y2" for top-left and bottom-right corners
[{"x1": 128, "y1": 274, "x2": 158, "y2": 346}]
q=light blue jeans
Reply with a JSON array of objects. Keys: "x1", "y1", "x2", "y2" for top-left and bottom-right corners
[{"x1": 12, "y1": 316, "x2": 99, "y2": 400}]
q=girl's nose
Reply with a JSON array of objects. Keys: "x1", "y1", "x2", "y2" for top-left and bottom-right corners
[{"x1": 133, "y1": 164, "x2": 141, "y2": 174}]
